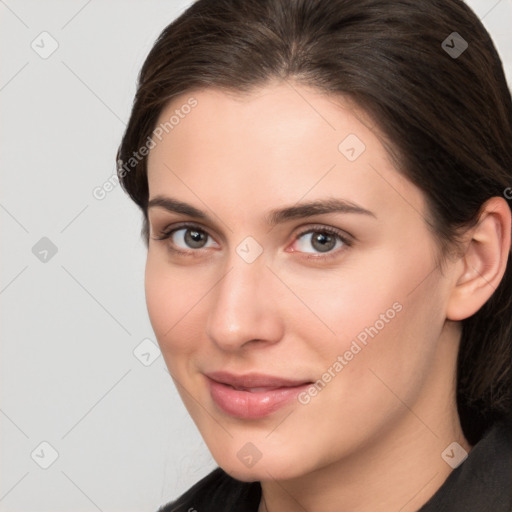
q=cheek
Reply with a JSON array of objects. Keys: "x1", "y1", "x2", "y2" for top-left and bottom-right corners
[
  {"x1": 278, "y1": 253, "x2": 402, "y2": 348},
  {"x1": 144, "y1": 252, "x2": 206, "y2": 360},
  {"x1": 285, "y1": 245, "x2": 445, "y2": 388}
]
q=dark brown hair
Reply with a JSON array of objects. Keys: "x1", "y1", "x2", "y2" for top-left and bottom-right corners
[{"x1": 117, "y1": 0, "x2": 512, "y2": 444}]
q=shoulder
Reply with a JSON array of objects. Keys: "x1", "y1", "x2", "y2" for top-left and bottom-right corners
[{"x1": 157, "y1": 467, "x2": 261, "y2": 512}]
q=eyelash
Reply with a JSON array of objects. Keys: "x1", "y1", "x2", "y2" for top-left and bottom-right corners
[
  {"x1": 152, "y1": 222, "x2": 353, "y2": 260},
  {"x1": 292, "y1": 225, "x2": 352, "y2": 260},
  {"x1": 152, "y1": 222, "x2": 216, "y2": 258}
]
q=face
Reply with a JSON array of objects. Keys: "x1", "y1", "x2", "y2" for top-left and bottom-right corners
[{"x1": 145, "y1": 82, "x2": 455, "y2": 481}]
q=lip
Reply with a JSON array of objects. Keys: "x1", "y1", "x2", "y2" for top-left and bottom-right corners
[{"x1": 206, "y1": 371, "x2": 313, "y2": 419}]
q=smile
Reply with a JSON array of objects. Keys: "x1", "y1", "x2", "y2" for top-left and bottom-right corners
[{"x1": 205, "y1": 372, "x2": 313, "y2": 419}]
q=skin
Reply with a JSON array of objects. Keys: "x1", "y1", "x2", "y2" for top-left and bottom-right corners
[{"x1": 144, "y1": 81, "x2": 511, "y2": 512}]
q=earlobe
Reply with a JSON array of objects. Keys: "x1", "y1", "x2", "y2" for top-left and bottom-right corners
[{"x1": 446, "y1": 197, "x2": 511, "y2": 321}]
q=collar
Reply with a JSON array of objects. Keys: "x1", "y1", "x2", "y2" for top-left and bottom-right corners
[{"x1": 418, "y1": 419, "x2": 512, "y2": 511}]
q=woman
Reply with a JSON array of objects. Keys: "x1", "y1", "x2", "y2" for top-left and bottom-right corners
[{"x1": 117, "y1": 0, "x2": 512, "y2": 510}]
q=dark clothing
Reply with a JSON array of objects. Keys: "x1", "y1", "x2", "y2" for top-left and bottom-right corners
[{"x1": 159, "y1": 419, "x2": 512, "y2": 512}]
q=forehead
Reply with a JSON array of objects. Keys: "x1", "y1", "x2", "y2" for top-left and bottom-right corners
[
  {"x1": 146, "y1": 82, "x2": 425, "y2": 224},
  {"x1": 149, "y1": 82, "x2": 378, "y2": 162}
]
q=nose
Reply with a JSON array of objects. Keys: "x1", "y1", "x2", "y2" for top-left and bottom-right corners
[{"x1": 205, "y1": 255, "x2": 284, "y2": 351}]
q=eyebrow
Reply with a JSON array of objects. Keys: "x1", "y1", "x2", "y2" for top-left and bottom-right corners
[
  {"x1": 266, "y1": 198, "x2": 376, "y2": 224},
  {"x1": 147, "y1": 196, "x2": 376, "y2": 225}
]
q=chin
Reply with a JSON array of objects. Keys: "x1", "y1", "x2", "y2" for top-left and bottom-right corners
[{"x1": 214, "y1": 451, "x2": 306, "y2": 482}]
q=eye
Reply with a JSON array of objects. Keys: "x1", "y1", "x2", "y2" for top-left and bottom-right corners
[
  {"x1": 173, "y1": 227, "x2": 214, "y2": 249},
  {"x1": 290, "y1": 226, "x2": 351, "y2": 255},
  {"x1": 153, "y1": 224, "x2": 219, "y2": 252}
]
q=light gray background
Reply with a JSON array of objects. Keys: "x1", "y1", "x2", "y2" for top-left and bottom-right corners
[{"x1": 1, "y1": 1, "x2": 511, "y2": 511}]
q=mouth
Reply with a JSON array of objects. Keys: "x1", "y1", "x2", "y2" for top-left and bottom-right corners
[
  {"x1": 225, "y1": 385, "x2": 286, "y2": 392},
  {"x1": 205, "y1": 371, "x2": 313, "y2": 419},
  {"x1": 205, "y1": 370, "x2": 313, "y2": 389}
]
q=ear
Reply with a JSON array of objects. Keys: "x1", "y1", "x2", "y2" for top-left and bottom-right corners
[{"x1": 446, "y1": 196, "x2": 511, "y2": 321}]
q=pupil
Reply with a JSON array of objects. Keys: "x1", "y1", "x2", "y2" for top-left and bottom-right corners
[
  {"x1": 312, "y1": 232, "x2": 335, "y2": 252},
  {"x1": 185, "y1": 229, "x2": 206, "y2": 248}
]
